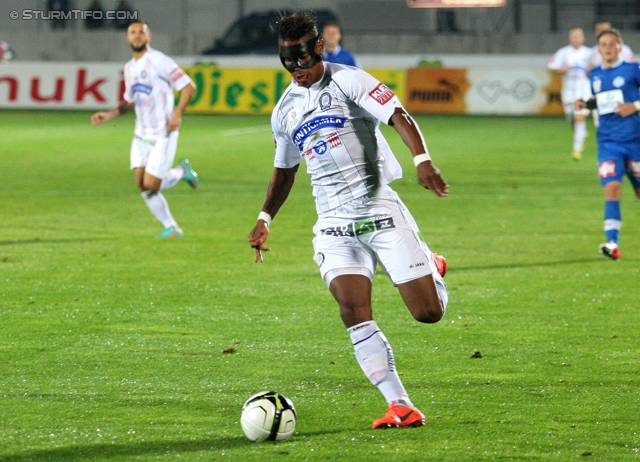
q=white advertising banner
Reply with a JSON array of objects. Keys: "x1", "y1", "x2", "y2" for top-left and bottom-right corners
[
  {"x1": 465, "y1": 69, "x2": 553, "y2": 115},
  {"x1": 1, "y1": 62, "x2": 564, "y2": 115},
  {"x1": 0, "y1": 63, "x2": 123, "y2": 109}
]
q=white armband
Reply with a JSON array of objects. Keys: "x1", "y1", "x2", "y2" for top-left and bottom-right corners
[
  {"x1": 413, "y1": 152, "x2": 431, "y2": 167},
  {"x1": 634, "y1": 101, "x2": 640, "y2": 112},
  {"x1": 258, "y1": 211, "x2": 272, "y2": 227}
]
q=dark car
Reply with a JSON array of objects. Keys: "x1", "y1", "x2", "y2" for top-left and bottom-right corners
[{"x1": 201, "y1": 10, "x2": 339, "y2": 55}]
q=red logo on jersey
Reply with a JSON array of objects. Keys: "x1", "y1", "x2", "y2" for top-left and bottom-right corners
[
  {"x1": 369, "y1": 83, "x2": 395, "y2": 105},
  {"x1": 169, "y1": 67, "x2": 186, "y2": 82},
  {"x1": 598, "y1": 161, "x2": 616, "y2": 179},
  {"x1": 328, "y1": 132, "x2": 342, "y2": 148}
]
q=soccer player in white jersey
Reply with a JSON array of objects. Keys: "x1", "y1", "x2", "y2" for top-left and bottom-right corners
[
  {"x1": 91, "y1": 21, "x2": 198, "y2": 238},
  {"x1": 248, "y1": 12, "x2": 449, "y2": 429},
  {"x1": 548, "y1": 27, "x2": 592, "y2": 161}
]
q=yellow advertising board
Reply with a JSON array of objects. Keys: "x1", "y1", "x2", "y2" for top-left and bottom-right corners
[
  {"x1": 406, "y1": 68, "x2": 470, "y2": 113},
  {"x1": 182, "y1": 63, "x2": 407, "y2": 114},
  {"x1": 540, "y1": 71, "x2": 564, "y2": 116}
]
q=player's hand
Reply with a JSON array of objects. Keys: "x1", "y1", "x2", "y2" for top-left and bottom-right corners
[
  {"x1": 417, "y1": 162, "x2": 449, "y2": 197},
  {"x1": 91, "y1": 112, "x2": 110, "y2": 127},
  {"x1": 167, "y1": 115, "x2": 182, "y2": 132},
  {"x1": 248, "y1": 221, "x2": 271, "y2": 263},
  {"x1": 615, "y1": 102, "x2": 637, "y2": 117},
  {"x1": 574, "y1": 99, "x2": 586, "y2": 110}
]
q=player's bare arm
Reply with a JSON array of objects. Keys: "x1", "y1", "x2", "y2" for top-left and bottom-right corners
[
  {"x1": 389, "y1": 107, "x2": 449, "y2": 197},
  {"x1": 91, "y1": 101, "x2": 135, "y2": 127},
  {"x1": 168, "y1": 81, "x2": 196, "y2": 132},
  {"x1": 249, "y1": 165, "x2": 299, "y2": 262}
]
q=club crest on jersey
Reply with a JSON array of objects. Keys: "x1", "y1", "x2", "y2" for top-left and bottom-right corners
[
  {"x1": 292, "y1": 116, "x2": 348, "y2": 150},
  {"x1": 313, "y1": 140, "x2": 328, "y2": 156},
  {"x1": 319, "y1": 92, "x2": 332, "y2": 110},
  {"x1": 369, "y1": 83, "x2": 395, "y2": 105},
  {"x1": 141, "y1": 70, "x2": 147, "y2": 79},
  {"x1": 613, "y1": 76, "x2": 625, "y2": 88}
]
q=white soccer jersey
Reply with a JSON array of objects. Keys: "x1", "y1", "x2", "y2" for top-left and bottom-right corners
[
  {"x1": 589, "y1": 43, "x2": 636, "y2": 69},
  {"x1": 548, "y1": 45, "x2": 592, "y2": 104},
  {"x1": 272, "y1": 62, "x2": 403, "y2": 214},
  {"x1": 123, "y1": 47, "x2": 194, "y2": 139}
]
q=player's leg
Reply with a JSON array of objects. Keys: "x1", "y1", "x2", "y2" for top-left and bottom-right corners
[
  {"x1": 314, "y1": 222, "x2": 421, "y2": 428},
  {"x1": 572, "y1": 110, "x2": 588, "y2": 161},
  {"x1": 367, "y1": 190, "x2": 449, "y2": 322},
  {"x1": 598, "y1": 140, "x2": 626, "y2": 259},
  {"x1": 140, "y1": 135, "x2": 182, "y2": 238},
  {"x1": 328, "y1": 274, "x2": 423, "y2": 429}
]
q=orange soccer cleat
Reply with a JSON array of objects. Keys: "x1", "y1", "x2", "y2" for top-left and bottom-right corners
[
  {"x1": 432, "y1": 253, "x2": 448, "y2": 277},
  {"x1": 372, "y1": 401, "x2": 426, "y2": 429}
]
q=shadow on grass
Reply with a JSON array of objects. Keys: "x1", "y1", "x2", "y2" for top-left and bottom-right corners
[
  {"x1": 0, "y1": 430, "x2": 343, "y2": 461},
  {"x1": 451, "y1": 257, "x2": 603, "y2": 272},
  {"x1": 0, "y1": 437, "x2": 248, "y2": 461},
  {"x1": 0, "y1": 238, "x2": 114, "y2": 246}
]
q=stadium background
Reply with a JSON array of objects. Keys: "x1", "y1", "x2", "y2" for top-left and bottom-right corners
[{"x1": 2, "y1": 0, "x2": 640, "y2": 115}]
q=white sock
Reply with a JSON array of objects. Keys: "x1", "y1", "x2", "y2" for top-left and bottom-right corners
[
  {"x1": 141, "y1": 191, "x2": 178, "y2": 229},
  {"x1": 348, "y1": 321, "x2": 412, "y2": 406},
  {"x1": 159, "y1": 166, "x2": 184, "y2": 191},
  {"x1": 573, "y1": 120, "x2": 586, "y2": 153}
]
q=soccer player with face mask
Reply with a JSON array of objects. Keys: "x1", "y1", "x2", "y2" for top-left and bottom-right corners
[
  {"x1": 575, "y1": 28, "x2": 640, "y2": 260},
  {"x1": 248, "y1": 11, "x2": 449, "y2": 429}
]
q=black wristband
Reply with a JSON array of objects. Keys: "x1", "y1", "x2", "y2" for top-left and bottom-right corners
[{"x1": 585, "y1": 99, "x2": 597, "y2": 110}]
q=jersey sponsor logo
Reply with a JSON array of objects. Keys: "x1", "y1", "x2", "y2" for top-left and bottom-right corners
[
  {"x1": 132, "y1": 83, "x2": 153, "y2": 95},
  {"x1": 292, "y1": 116, "x2": 348, "y2": 150},
  {"x1": 313, "y1": 140, "x2": 328, "y2": 156},
  {"x1": 320, "y1": 217, "x2": 396, "y2": 237},
  {"x1": 613, "y1": 76, "x2": 625, "y2": 88},
  {"x1": 319, "y1": 92, "x2": 332, "y2": 110},
  {"x1": 169, "y1": 67, "x2": 186, "y2": 82},
  {"x1": 304, "y1": 148, "x2": 315, "y2": 161},
  {"x1": 369, "y1": 83, "x2": 395, "y2": 105},
  {"x1": 328, "y1": 132, "x2": 342, "y2": 148},
  {"x1": 593, "y1": 77, "x2": 601, "y2": 93},
  {"x1": 598, "y1": 160, "x2": 616, "y2": 178}
]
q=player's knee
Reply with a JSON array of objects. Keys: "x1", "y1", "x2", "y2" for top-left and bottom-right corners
[{"x1": 410, "y1": 300, "x2": 444, "y2": 324}]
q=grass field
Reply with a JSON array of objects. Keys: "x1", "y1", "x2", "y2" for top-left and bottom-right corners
[{"x1": 1, "y1": 110, "x2": 639, "y2": 461}]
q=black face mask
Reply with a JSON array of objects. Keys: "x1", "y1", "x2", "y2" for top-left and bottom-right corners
[{"x1": 279, "y1": 36, "x2": 323, "y2": 73}]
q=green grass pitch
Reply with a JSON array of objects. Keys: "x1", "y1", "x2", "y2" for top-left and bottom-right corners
[{"x1": 0, "y1": 110, "x2": 639, "y2": 461}]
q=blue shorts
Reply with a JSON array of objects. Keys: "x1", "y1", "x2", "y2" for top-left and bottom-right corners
[{"x1": 597, "y1": 139, "x2": 640, "y2": 189}]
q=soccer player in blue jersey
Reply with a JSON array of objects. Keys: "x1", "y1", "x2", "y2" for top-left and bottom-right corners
[
  {"x1": 575, "y1": 28, "x2": 640, "y2": 260},
  {"x1": 321, "y1": 23, "x2": 359, "y2": 68}
]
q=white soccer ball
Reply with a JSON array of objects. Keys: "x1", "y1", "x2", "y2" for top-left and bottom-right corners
[{"x1": 240, "y1": 391, "x2": 297, "y2": 442}]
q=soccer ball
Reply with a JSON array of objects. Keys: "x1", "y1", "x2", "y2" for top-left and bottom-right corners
[{"x1": 240, "y1": 391, "x2": 297, "y2": 442}]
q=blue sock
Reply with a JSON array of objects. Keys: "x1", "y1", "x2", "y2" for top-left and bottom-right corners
[{"x1": 604, "y1": 200, "x2": 621, "y2": 243}]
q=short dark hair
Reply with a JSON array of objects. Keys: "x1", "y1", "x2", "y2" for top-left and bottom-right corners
[
  {"x1": 597, "y1": 27, "x2": 622, "y2": 43},
  {"x1": 278, "y1": 11, "x2": 318, "y2": 42}
]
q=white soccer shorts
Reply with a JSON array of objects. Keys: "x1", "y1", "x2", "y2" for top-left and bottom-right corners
[
  {"x1": 312, "y1": 186, "x2": 434, "y2": 287},
  {"x1": 130, "y1": 130, "x2": 179, "y2": 178}
]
